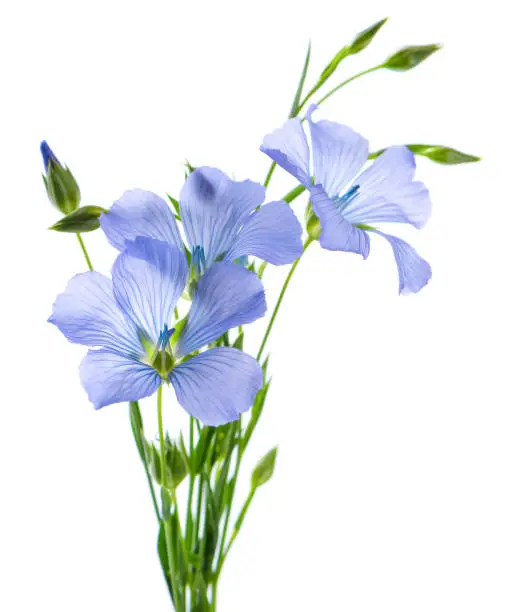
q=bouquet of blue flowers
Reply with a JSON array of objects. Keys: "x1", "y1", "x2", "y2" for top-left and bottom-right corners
[{"x1": 41, "y1": 19, "x2": 478, "y2": 611}]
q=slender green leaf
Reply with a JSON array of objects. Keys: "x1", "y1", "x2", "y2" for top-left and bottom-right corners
[
  {"x1": 243, "y1": 379, "x2": 272, "y2": 449},
  {"x1": 157, "y1": 523, "x2": 174, "y2": 597},
  {"x1": 232, "y1": 331, "x2": 244, "y2": 350},
  {"x1": 129, "y1": 401, "x2": 146, "y2": 460},
  {"x1": 289, "y1": 41, "x2": 312, "y2": 118},
  {"x1": 192, "y1": 572, "x2": 210, "y2": 611}
]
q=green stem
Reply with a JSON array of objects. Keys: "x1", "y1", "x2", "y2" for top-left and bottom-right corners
[
  {"x1": 185, "y1": 417, "x2": 195, "y2": 550},
  {"x1": 313, "y1": 65, "x2": 383, "y2": 109},
  {"x1": 76, "y1": 232, "x2": 93, "y2": 271},
  {"x1": 216, "y1": 420, "x2": 242, "y2": 566},
  {"x1": 263, "y1": 161, "x2": 276, "y2": 189},
  {"x1": 217, "y1": 488, "x2": 256, "y2": 577},
  {"x1": 257, "y1": 237, "x2": 313, "y2": 362},
  {"x1": 157, "y1": 386, "x2": 183, "y2": 611}
]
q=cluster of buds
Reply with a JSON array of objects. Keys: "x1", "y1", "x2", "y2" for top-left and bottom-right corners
[{"x1": 40, "y1": 142, "x2": 105, "y2": 232}]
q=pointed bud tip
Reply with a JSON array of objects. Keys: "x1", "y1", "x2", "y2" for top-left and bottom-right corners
[{"x1": 40, "y1": 140, "x2": 59, "y2": 173}]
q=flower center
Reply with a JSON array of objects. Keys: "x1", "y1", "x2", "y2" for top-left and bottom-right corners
[
  {"x1": 141, "y1": 324, "x2": 176, "y2": 378},
  {"x1": 334, "y1": 184, "x2": 360, "y2": 213},
  {"x1": 191, "y1": 245, "x2": 206, "y2": 277}
]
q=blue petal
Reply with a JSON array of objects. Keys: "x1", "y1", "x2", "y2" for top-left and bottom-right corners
[
  {"x1": 310, "y1": 185, "x2": 370, "y2": 258},
  {"x1": 260, "y1": 118, "x2": 311, "y2": 186},
  {"x1": 373, "y1": 231, "x2": 432, "y2": 295},
  {"x1": 80, "y1": 349, "x2": 161, "y2": 409},
  {"x1": 306, "y1": 105, "x2": 368, "y2": 198},
  {"x1": 179, "y1": 167, "x2": 265, "y2": 267},
  {"x1": 100, "y1": 189, "x2": 183, "y2": 251},
  {"x1": 170, "y1": 348, "x2": 262, "y2": 425},
  {"x1": 176, "y1": 262, "x2": 266, "y2": 356},
  {"x1": 343, "y1": 146, "x2": 431, "y2": 228},
  {"x1": 224, "y1": 200, "x2": 303, "y2": 265},
  {"x1": 112, "y1": 238, "x2": 188, "y2": 344},
  {"x1": 49, "y1": 271, "x2": 143, "y2": 356}
]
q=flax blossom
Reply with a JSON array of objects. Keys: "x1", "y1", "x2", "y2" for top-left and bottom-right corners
[
  {"x1": 49, "y1": 237, "x2": 266, "y2": 425},
  {"x1": 100, "y1": 166, "x2": 303, "y2": 275},
  {"x1": 261, "y1": 105, "x2": 432, "y2": 294}
]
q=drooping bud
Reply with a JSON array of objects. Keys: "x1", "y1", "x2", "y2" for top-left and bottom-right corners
[{"x1": 40, "y1": 141, "x2": 81, "y2": 215}]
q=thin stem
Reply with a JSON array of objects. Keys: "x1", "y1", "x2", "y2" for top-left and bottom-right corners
[
  {"x1": 257, "y1": 237, "x2": 313, "y2": 362},
  {"x1": 217, "y1": 488, "x2": 256, "y2": 576},
  {"x1": 263, "y1": 161, "x2": 276, "y2": 189},
  {"x1": 76, "y1": 232, "x2": 93, "y2": 271},
  {"x1": 185, "y1": 417, "x2": 195, "y2": 550},
  {"x1": 314, "y1": 65, "x2": 383, "y2": 108},
  {"x1": 216, "y1": 420, "x2": 242, "y2": 565},
  {"x1": 157, "y1": 386, "x2": 183, "y2": 612}
]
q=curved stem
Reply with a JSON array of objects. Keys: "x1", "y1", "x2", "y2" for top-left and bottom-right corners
[
  {"x1": 76, "y1": 232, "x2": 93, "y2": 271},
  {"x1": 257, "y1": 237, "x2": 313, "y2": 362},
  {"x1": 313, "y1": 65, "x2": 383, "y2": 109}
]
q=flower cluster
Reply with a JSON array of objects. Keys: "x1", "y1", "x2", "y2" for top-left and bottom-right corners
[{"x1": 47, "y1": 106, "x2": 433, "y2": 422}]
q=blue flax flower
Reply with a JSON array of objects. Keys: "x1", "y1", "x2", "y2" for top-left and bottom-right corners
[
  {"x1": 49, "y1": 237, "x2": 266, "y2": 425},
  {"x1": 261, "y1": 105, "x2": 432, "y2": 294},
  {"x1": 100, "y1": 166, "x2": 303, "y2": 275}
]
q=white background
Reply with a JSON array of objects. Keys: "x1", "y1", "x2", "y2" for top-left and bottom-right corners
[{"x1": 1, "y1": 1, "x2": 508, "y2": 610}]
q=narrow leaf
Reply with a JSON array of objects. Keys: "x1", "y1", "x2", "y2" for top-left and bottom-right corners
[{"x1": 289, "y1": 41, "x2": 312, "y2": 118}]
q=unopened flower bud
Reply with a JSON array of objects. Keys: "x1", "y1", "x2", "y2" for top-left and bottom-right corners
[
  {"x1": 305, "y1": 203, "x2": 321, "y2": 241},
  {"x1": 40, "y1": 141, "x2": 81, "y2": 215}
]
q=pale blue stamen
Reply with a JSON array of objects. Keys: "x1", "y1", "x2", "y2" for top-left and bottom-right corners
[
  {"x1": 191, "y1": 245, "x2": 206, "y2": 276},
  {"x1": 157, "y1": 323, "x2": 175, "y2": 351},
  {"x1": 334, "y1": 184, "x2": 360, "y2": 213}
]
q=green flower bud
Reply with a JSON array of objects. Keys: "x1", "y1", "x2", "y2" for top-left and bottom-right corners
[
  {"x1": 305, "y1": 202, "x2": 321, "y2": 241},
  {"x1": 384, "y1": 44, "x2": 441, "y2": 71},
  {"x1": 349, "y1": 17, "x2": 388, "y2": 55},
  {"x1": 40, "y1": 141, "x2": 81, "y2": 214}
]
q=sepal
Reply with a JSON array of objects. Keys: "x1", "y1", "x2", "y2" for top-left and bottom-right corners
[{"x1": 49, "y1": 205, "x2": 107, "y2": 233}]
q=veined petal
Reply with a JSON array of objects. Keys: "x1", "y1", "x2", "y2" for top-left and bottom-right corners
[
  {"x1": 49, "y1": 271, "x2": 142, "y2": 357},
  {"x1": 306, "y1": 104, "x2": 368, "y2": 198},
  {"x1": 170, "y1": 348, "x2": 262, "y2": 425},
  {"x1": 224, "y1": 200, "x2": 303, "y2": 265},
  {"x1": 346, "y1": 146, "x2": 431, "y2": 228},
  {"x1": 80, "y1": 349, "x2": 161, "y2": 409},
  {"x1": 260, "y1": 118, "x2": 311, "y2": 186},
  {"x1": 100, "y1": 189, "x2": 183, "y2": 251},
  {"x1": 179, "y1": 167, "x2": 265, "y2": 267},
  {"x1": 373, "y1": 231, "x2": 432, "y2": 295},
  {"x1": 176, "y1": 262, "x2": 266, "y2": 357},
  {"x1": 310, "y1": 185, "x2": 370, "y2": 258},
  {"x1": 112, "y1": 238, "x2": 188, "y2": 344}
]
